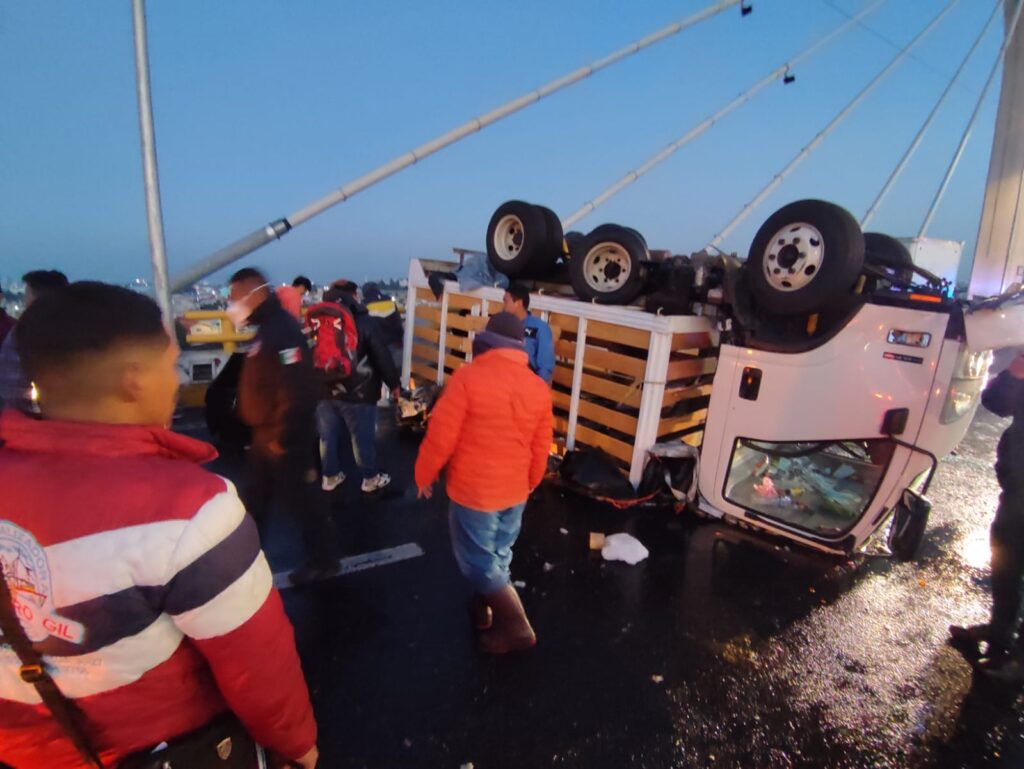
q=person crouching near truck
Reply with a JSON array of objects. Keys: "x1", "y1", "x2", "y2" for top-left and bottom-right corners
[
  {"x1": 950, "y1": 351, "x2": 1024, "y2": 679},
  {"x1": 414, "y1": 312, "x2": 553, "y2": 654}
]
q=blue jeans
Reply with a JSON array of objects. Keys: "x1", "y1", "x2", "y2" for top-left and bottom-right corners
[
  {"x1": 448, "y1": 501, "x2": 526, "y2": 594},
  {"x1": 316, "y1": 400, "x2": 379, "y2": 479}
]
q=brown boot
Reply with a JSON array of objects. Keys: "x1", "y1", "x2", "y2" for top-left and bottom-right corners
[
  {"x1": 479, "y1": 585, "x2": 536, "y2": 654},
  {"x1": 469, "y1": 594, "x2": 493, "y2": 631}
]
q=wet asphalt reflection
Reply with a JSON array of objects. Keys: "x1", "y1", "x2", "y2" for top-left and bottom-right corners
[{"x1": 204, "y1": 408, "x2": 1022, "y2": 769}]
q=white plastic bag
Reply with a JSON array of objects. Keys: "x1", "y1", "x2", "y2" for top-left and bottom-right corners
[{"x1": 601, "y1": 532, "x2": 649, "y2": 565}]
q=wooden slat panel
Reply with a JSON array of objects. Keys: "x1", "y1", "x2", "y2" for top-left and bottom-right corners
[
  {"x1": 413, "y1": 326, "x2": 441, "y2": 345},
  {"x1": 486, "y1": 300, "x2": 503, "y2": 315},
  {"x1": 444, "y1": 313, "x2": 478, "y2": 332},
  {"x1": 666, "y1": 357, "x2": 717, "y2": 381},
  {"x1": 411, "y1": 362, "x2": 439, "y2": 383},
  {"x1": 551, "y1": 366, "x2": 644, "y2": 408},
  {"x1": 681, "y1": 430, "x2": 704, "y2": 448},
  {"x1": 551, "y1": 390, "x2": 638, "y2": 437},
  {"x1": 443, "y1": 353, "x2": 466, "y2": 371},
  {"x1": 585, "y1": 319, "x2": 651, "y2": 350},
  {"x1": 662, "y1": 383, "x2": 714, "y2": 408},
  {"x1": 547, "y1": 312, "x2": 579, "y2": 335},
  {"x1": 672, "y1": 332, "x2": 713, "y2": 350},
  {"x1": 555, "y1": 340, "x2": 647, "y2": 378},
  {"x1": 418, "y1": 306, "x2": 443, "y2": 324},
  {"x1": 657, "y1": 408, "x2": 709, "y2": 438},
  {"x1": 415, "y1": 288, "x2": 437, "y2": 303},
  {"x1": 466, "y1": 315, "x2": 488, "y2": 332},
  {"x1": 446, "y1": 294, "x2": 482, "y2": 311},
  {"x1": 412, "y1": 343, "x2": 438, "y2": 363},
  {"x1": 553, "y1": 416, "x2": 634, "y2": 464},
  {"x1": 444, "y1": 334, "x2": 470, "y2": 353}
]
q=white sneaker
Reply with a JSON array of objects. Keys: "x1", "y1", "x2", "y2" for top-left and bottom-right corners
[
  {"x1": 322, "y1": 472, "x2": 346, "y2": 492},
  {"x1": 361, "y1": 473, "x2": 391, "y2": 493}
]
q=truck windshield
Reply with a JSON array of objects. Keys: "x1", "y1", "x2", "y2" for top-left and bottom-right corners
[{"x1": 724, "y1": 438, "x2": 895, "y2": 538}]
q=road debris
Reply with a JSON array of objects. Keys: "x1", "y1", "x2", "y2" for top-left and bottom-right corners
[{"x1": 601, "y1": 532, "x2": 649, "y2": 565}]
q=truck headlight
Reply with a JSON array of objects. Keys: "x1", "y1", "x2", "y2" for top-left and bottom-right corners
[
  {"x1": 964, "y1": 350, "x2": 991, "y2": 379},
  {"x1": 940, "y1": 349, "x2": 992, "y2": 423}
]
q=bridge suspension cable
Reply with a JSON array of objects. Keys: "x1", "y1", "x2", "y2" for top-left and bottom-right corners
[
  {"x1": 918, "y1": 0, "x2": 1024, "y2": 238},
  {"x1": 705, "y1": 0, "x2": 959, "y2": 252},
  {"x1": 861, "y1": 0, "x2": 1002, "y2": 229},
  {"x1": 561, "y1": 0, "x2": 889, "y2": 230},
  {"x1": 169, "y1": 0, "x2": 744, "y2": 291}
]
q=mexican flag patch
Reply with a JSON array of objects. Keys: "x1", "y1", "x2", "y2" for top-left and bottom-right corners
[{"x1": 279, "y1": 347, "x2": 302, "y2": 365}]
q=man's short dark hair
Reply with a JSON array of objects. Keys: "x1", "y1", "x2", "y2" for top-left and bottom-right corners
[
  {"x1": 292, "y1": 275, "x2": 313, "y2": 292},
  {"x1": 506, "y1": 283, "x2": 530, "y2": 310},
  {"x1": 329, "y1": 279, "x2": 358, "y2": 295},
  {"x1": 229, "y1": 267, "x2": 268, "y2": 285},
  {"x1": 17, "y1": 282, "x2": 167, "y2": 382},
  {"x1": 23, "y1": 270, "x2": 69, "y2": 296}
]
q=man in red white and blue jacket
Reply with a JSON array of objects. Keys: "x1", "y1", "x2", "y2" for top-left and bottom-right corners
[{"x1": 0, "y1": 282, "x2": 318, "y2": 768}]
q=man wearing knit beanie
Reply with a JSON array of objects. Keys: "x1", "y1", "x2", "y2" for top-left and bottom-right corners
[{"x1": 415, "y1": 312, "x2": 553, "y2": 653}]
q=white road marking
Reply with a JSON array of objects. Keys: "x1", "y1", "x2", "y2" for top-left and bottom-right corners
[{"x1": 272, "y1": 542, "x2": 425, "y2": 590}]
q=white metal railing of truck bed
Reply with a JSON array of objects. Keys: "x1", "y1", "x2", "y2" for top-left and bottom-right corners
[{"x1": 402, "y1": 258, "x2": 719, "y2": 486}]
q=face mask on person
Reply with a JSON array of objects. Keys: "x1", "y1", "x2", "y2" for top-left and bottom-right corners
[{"x1": 225, "y1": 283, "x2": 270, "y2": 328}]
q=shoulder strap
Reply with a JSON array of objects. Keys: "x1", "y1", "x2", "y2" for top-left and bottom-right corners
[{"x1": 0, "y1": 573, "x2": 104, "y2": 768}]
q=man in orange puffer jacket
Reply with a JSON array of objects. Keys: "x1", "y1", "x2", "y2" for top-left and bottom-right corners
[{"x1": 415, "y1": 312, "x2": 553, "y2": 654}]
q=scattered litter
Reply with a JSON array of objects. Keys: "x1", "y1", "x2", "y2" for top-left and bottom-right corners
[
  {"x1": 460, "y1": 764, "x2": 474, "y2": 769},
  {"x1": 403, "y1": 738, "x2": 412, "y2": 748},
  {"x1": 588, "y1": 531, "x2": 606, "y2": 550},
  {"x1": 600, "y1": 533, "x2": 649, "y2": 565},
  {"x1": 513, "y1": 580, "x2": 527, "y2": 589},
  {"x1": 559, "y1": 527, "x2": 569, "y2": 535},
  {"x1": 651, "y1": 674, "x2": 664, "y2": 684},
  {"x1": 808, "y1": 587, "x2": 816, "y2": 594},
  {"x1": 918, "y1": 579, "x2": 927, "y2": 588},
  {"x1": 543, "y1": 562, "x2": 556, "y2": 573}
]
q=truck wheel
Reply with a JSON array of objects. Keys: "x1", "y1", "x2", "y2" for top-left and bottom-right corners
[
  {"x1": 486, "y1": 200, "x2": 549, "y2": 277},
  {"x1": 864, "y1": 232, "x2": 914, "y2": 284},
  {"x1": 747, "y1": 199, "x2": 864, "y2": 316},
  {"x1": 888, "y1": 500, "x2": 930, "y2": 561},
  {"x1": 570, "y1": 226, "x2": 647, "y2": 304}
]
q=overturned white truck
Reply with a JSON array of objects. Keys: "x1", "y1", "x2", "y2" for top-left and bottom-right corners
[{"x1": 402, "y1": 199, "x2": 1024, "y2": 561}]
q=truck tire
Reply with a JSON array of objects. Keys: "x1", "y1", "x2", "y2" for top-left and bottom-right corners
[
  {"x1": 888, "y1": 500, "x2": 930, "y2": 561},
  {"x1": 589, "y1": 223, "x2": 649, "y2": 250},
  {"x1": 747, "y1": 199, "x2": 864, "y2": 316},
  {"x1": 564, "y1": 230, "x2": 586, "y2": 258},
  {"x1": 570, "y1": 225, "x2": 647, "y2": 304},
  {"x1": 532, "y1": 204, "x2": 565, "y2": 276},
  {"x1": 486, "y1": 200, "x2": 550, "y2": 278},
  {"x1": 864, "y1": 232, "x2": 914, "y2": 284}
]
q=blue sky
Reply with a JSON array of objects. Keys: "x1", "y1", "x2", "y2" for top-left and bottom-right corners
[{"x1": 0, "y1": 0, "x2": 1009, "y2": 288}]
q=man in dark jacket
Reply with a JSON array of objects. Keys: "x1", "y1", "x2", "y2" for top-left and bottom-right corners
[
  {"x1": 951, "y1": 351, "x2": 1024, "y2": 678},
  {"x1": 228, "y1": 268, "x2": 341, "y2": 584},
  {"x1": 316, "y1": 280, "x2": 401, "y2": 494}
]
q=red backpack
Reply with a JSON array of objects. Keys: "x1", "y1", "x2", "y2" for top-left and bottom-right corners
[{"x1": 304, "y1": 301, "x2": 359, "y2": 380}]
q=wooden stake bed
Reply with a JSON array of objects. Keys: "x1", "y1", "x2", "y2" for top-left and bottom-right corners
[{"x1": 402, "y1": 259, "x2": 719, "y2": 487}]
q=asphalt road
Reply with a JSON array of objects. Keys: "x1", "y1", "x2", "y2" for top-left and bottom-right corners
[{"x1": 202, "y1": 406, "x2": 1023, "y2": 769}]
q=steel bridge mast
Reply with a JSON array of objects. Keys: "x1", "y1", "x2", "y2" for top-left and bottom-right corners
[{"x1": 971, "y1": 0, "x2": 1024, "y2": 295}]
